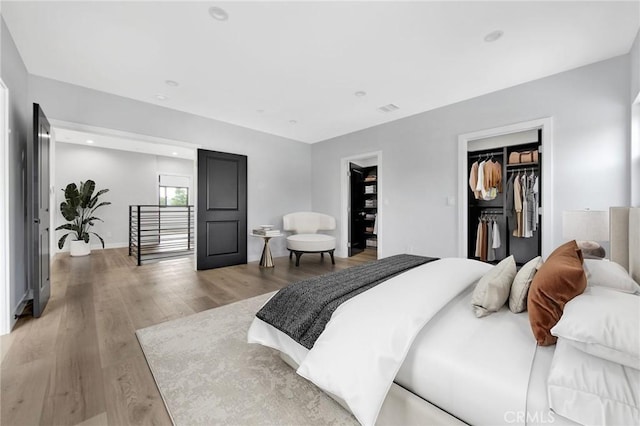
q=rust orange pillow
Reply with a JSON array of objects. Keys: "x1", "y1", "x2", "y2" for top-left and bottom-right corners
[{"x1": 527, "y1": 240, "x2": 587, "y2": 346}]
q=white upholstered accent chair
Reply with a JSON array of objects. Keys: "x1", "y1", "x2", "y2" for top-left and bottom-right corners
[{"x1": 283, "y1": 212, "x2": 336, "y2": 266}]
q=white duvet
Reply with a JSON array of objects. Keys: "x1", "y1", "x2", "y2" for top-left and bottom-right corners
[{"x1": 248, "y1": 257, "x2": 492, "y2": 426}]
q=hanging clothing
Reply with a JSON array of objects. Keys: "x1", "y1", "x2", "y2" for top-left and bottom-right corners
[
  {"x1": 492, "y1": 220, "x2": 501, "y2": 249},
  {"x1": 526, "y1": 173, "x2": 536, "y2": 235},
  {"x1": 475, "y1": 219, "x2": 483, "y2": 258},
  {"x1": 480, "y1": 219, "x2": 488, "y2": 261},
  {"x1": 476, "y1": 160, "x2": 487, "y2": 199},
  {"x1": 469, "y1": 161, "x2": 481, "y2": 200},
  {"x1": 513, "y1": 173, "x2": 523, "y2": 237},
  {"x1": 532, "y1": 173, "x2": 539, "y2": 231},
  {"x1": 505, "y1": 173, "x2": 515, "y2": 222},
  {"x1": 487, "y1": 219, "x2": 495, "y2": 262},
  {"x1": 480, "y1": 160, "x2": 502, "y2": 201},
  {"x1": 522, "y1": 174, "x2": 531, "y2": 238},
  {"x1": 373, "y1": 214, "x2": 378, "y2": 235},
  {"x1": 484, "y1": 160, "x2": 503, "y2": 194}
]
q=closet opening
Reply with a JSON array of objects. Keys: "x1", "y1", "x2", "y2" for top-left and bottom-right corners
[
  {"x1": 467, "y1": 133, "x2": 542, "y2": 266},
  {"x1": 340, "y1": 151, "x2": 382, "y2": 260},
  {"x1": 457, "y1": 118, "x2": 554, "y2": 259},
  {"x1": 348, "y1": 160, "x2": 378, "y2": 257}
]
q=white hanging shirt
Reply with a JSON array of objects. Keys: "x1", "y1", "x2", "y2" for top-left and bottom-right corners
[
  {"x1": 492, "y1": 220, "x2": 501, "y2": 249},
  {"x1": 476, "y1": 161, "x2": 486, "y2": 199}
]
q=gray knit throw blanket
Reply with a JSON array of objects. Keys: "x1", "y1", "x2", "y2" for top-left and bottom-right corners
[{"x1": 256, "y1": 254, "x2": 437, "y2": 349}]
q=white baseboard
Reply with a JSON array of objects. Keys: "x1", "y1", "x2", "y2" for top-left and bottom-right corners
[
  {"x1": 9, "y1": 290, "x2": 31, "y2": 331},
  {"x1": 55, "y1": 241, "x2": 128, "y2": 254}
]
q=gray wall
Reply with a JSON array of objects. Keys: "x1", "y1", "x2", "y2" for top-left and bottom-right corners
[
  {"x1": 311, "y1": 55, "x2": 630, "y2": 259},
  {"x1": 631, "y1": 30, "x2": 640, "y2": 206},
  {"x1": 1, "y1": 18, "x2": 29, "y2": 323},
  {"x1": 54, "y1": 143, "x2": 194, "y2": 251},
  {"x1": 631, "y1": 30, "x2": 639, "y2": 103},
  {"x1": 29, "y1": 75, "x2": 312, "y2": 261}
]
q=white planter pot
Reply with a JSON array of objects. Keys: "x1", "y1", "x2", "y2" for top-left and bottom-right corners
[{"x1": 70, "y1": 240, "x2": 90, "y2": 257}]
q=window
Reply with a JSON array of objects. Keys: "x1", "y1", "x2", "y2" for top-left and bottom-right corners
[
  {"x1": 158, "y1": 174, "x2": 190, "y2": 206},
  {"x1": 159, "y1": 186, "x2": 189, "y2": 206}
]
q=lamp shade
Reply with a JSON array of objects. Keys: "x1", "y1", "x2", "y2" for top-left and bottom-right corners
[{"x1": 562, "y1": 210, "x2": 609, "y2": 242}]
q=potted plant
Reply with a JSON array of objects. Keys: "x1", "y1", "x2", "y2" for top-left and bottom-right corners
[{"x1": 56, "y1": 180, "x2": 110, "y2": 256}]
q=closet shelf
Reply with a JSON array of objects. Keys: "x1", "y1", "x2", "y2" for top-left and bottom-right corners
[{"x1": 506, "y1": 162, "x2": 538, "y2": 168}]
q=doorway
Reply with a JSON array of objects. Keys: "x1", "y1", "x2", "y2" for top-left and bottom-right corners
[
  {"x1": 341, "y1": 151, "x2": 382, "y2": 259},
  {"x1": 457, "y1": 118, "x2": 554, "y2": 258}
]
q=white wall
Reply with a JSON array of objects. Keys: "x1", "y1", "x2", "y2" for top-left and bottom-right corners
[
  {"x1": 311, "y1": 55, "x2": 630, "y2": 259},
  {"x1": 29, "y1": 75, "x2": 312, "y2": 261},
  {"x1": 54, "y1": 143, "x2": 195, "y2": 251}
]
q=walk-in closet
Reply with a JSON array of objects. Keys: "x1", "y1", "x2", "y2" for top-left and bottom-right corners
[
  {"x1": 349, "y1": 161, "x2": 378, "y2": 257},
  {"x1": 467, "y1": 129, "x2": 542, "y2": 265}
]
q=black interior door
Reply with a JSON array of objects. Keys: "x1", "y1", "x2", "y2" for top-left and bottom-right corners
[
  {"x1": 31, "y1": 104, "x2": 50, "y2": 317},
  {"x1": 197, "y1": 149, "x2": 247, "y2": 269},
  {"x1": 349, "y1": 162, "x2": 365, "y2": 256}
]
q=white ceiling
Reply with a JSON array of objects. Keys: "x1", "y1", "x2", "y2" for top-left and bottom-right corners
[
  {"x1": 54, "y1": 127, "x2": 196, "y2": 160},
  {"x1": 3, "y1": 1, "x2": 639, "y2": 144}
]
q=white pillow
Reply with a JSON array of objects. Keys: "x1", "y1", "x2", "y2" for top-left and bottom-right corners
[
  {"x1": 584, "y1": 259, "x2": 640, "y2": 293},
  {"x1": 508, "y1": 256, "x2": 541, "y2": 313},
  {"x1": 551, "y1": 286, "x2": 640, "y2": 369},
  {"x1": 548, "y1": 338, "x2": 639, "y2": 426},
  {"x1": 471, "y1": 256, "x2": 516, "y2": 318}
]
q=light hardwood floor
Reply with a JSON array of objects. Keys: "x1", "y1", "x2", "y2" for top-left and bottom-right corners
[{"x1": 1, "y1": 248, "x2": 376, "y2": 426}]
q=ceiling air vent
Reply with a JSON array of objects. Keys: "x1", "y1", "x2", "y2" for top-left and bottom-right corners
[{"x1": 378, "y1": 103, "x2": 399, "y2": 113}]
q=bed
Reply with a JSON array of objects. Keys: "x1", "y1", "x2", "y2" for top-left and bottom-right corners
[{"x1": 248, "y1": 207, "x2": 640, "y2": 426}]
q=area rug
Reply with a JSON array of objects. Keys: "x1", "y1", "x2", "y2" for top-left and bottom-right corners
[{"x1": 136, "y1": 292, "x2": 356, "y2": 426}]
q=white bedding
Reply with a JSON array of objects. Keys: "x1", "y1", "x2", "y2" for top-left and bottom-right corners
[
  {"x1": 548, "y1": 338, "x2": 640, "y2": 426},
  {"x1": 396, "y1": 287, "x2": 580, "y2": 426},
  {"x1": 247, "y1": 257, "x2": 578, "y2": 425},
  {"x1": 395, "y1": 286, "x2": 536, "y2": 425},
  {"x1": 249, "y1": 258, "x2": 488, "y2": 423}
]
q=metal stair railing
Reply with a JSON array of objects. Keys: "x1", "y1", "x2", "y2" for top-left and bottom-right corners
[{"x1": 129, "y1": 205, "x2": 194, "y2": 265}]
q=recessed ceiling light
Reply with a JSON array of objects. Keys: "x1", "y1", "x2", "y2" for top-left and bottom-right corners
[
  {"x1": 256, "y1": 109, "x2": 265, "y2": 113},
  {"x1": 289, "y1": 120, "x2": 298, "y2": 125},
  {"x1": 354, "y1": 91, "x2": 367, "y2": 97},
  {"x1": 86, "y1": 139, "x2": 94, "y2": 144},
  {"x1": 165, "y1": 80, "x2": 179, "y2": 87},
  {"x1": 209, "y1": 6, "x2": 229, "y2": 21},
  {"x1": 155, "y1": 94, "x2": 168, "y2": 101},
  {"x1": 172, "y1": 152, "x2": 178, "y2": 156},
  {"x1": 484, "y1": 30, "x2": 504, "y2": 43}
]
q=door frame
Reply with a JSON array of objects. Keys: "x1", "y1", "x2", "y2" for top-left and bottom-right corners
[
  {"x1": 340, "y1": 151, "x2": 382, "y2": 259},
  {"x1": 0, "y1": 80, "x2": 10, "y2": 334},
  {"x1": 457, "y1": 117, "x2": 554, "y2": 259}
]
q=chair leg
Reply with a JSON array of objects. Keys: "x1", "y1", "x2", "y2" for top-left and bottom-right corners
[
  {"x1": 329, "y1": 250, "x2": 335, "y2": 265},
  {"x1": 289, "y1": 250, "x2": 293, "y2": 260},
  {"x1": 320, "y1": 252, "x2": 324, "y2": 260},
  {"x1": 294, "y1": 252, "x2": 302, "y2": 267}
]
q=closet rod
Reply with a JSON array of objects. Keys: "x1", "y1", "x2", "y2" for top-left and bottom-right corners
[
  {"x1": 468, "y1": 150, "x2": 503, "y2": 159},
  {"x1": 508, "y1": 167, "x2": 538, "y2": 173}
]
